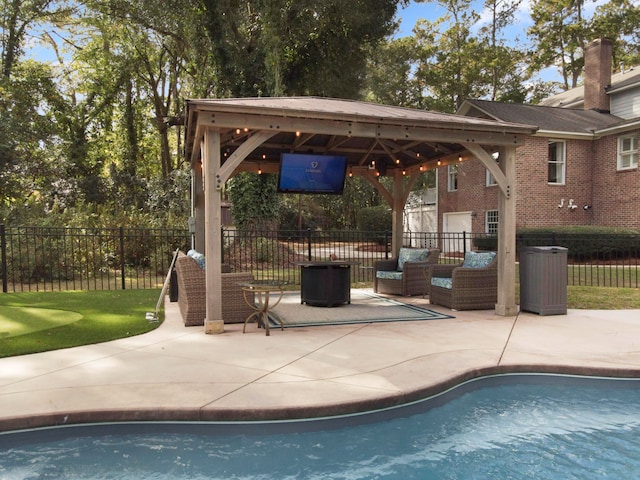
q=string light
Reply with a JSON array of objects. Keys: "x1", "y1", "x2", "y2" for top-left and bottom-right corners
[
  {"x1": 458, "y1": 154, "x2": 463, "y2": 162},
  {"x1": 437, "y1": 160, "x2": 442, "y2": 166},
  {"x1": 258, "y1": 164, "x2": 262, "y2": 175}
]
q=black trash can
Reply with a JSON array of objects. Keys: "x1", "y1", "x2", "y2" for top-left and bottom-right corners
[{"x1": 519, "y1": 246, "x2": 568, "y2": 315}]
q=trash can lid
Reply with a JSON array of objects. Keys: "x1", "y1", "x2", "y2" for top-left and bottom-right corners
[{"x1": 522, "y1": 246, "x2": 568, "y2": 252}]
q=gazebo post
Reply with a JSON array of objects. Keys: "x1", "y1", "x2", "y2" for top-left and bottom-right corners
[
  {"x1": 391, "y1": 171, "x2": 405, "y2": 257},
  {"x1": 191, "y1": 154, "x2": 205, "y2": 251},
  {"x1": 495, "y1": 145, "x2": 518, "y2": 316},
  {"x1": 202, "y1": 127, "x2": 225, "y2": 334}
]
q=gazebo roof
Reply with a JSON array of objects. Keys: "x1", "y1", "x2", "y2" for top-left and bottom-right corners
[{"x1": 185, "y1": 97, "x2": 537, "y2": 176}]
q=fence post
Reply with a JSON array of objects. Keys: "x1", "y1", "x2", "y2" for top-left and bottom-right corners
[
  {"x1": 119, "y1": 227, "x2": 126, "y2": 290},
  {"x1": 220, "y1": 226, "x2": 225, "y2": 264},
  {"x1": 385, "y1": 231, "x2": 390, "y2": 259},
  {"x1": 306, "y1": 228, "x2": 312, "y2": 261},
  {"x1": 463, "y1": 231, "x2": 467, "y2": 255},
  {"x1": 1, "y1": 224, "x2": 7, "y2": 293}
]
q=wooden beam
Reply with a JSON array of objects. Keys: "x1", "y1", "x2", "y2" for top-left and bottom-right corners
[
  {"x1": 216, "y1": 130, "x2": 277, "y2": 189},
  {"x1": 200, "y1": 112, "x2": 528, "y2": 146},
  {"x1": 462, "y1": 142, "x2": 511, "y2": 198}
]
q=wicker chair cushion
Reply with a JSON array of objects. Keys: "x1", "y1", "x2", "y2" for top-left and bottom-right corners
[
  {"x1": 461, "y1": 251, "x2": 496, "y2": 269},
  {"x1": 431, "y1": 277, "x2": 453, "y2": 289},
  {"x1": 397, "y1": 248, "x2": 429, "y2": 271},
  {"x1": 376, "y1": 270, "x2": 403, "y2": 280},
  {"x1": 187, "y1": 249, "x2": 206, "y2": 270}
]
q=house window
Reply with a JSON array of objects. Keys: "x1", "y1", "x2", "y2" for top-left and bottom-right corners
[
  {"x1": 486, "y1": 210, "x2": 499, "y2": 234},
  {"x1": 447, "y1": 164, "x2": 458, "y2": 191},
  {"x1": 486, "y1": 151, "x2": 500, "y2": 186},
  {"x1": 617, "y1": 134, "x2": 638, "y2": 170},
  {"x1": 548, "y1": 141, "x2": 566, "y2": 184}
]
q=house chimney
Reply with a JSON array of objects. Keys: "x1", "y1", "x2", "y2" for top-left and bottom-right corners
[{"x1": 584, "y1": 38, "x2": 612, "y2": 113}]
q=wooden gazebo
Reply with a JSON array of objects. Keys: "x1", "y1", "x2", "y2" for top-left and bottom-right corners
[{"x1": 184, "y1": 97, "x2": 537, "y2": 333}]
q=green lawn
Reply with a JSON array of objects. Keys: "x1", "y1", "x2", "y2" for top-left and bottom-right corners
[{"x1": 0, "y1": 289, "x2": 162, "y2": 358}]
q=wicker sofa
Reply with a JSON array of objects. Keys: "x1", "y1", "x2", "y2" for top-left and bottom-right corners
[
  {"x1": 373, "y1": 247, "x2": 441, "y2": 296},
  {"x1": 174, "y1": 251, "x2": 255, "y2": 326},
  {"x1": 429, "y1": 251, "x2": 497, "y2": 310}
]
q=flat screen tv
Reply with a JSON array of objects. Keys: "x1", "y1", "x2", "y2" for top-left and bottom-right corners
[{"x1": 277, "y1": 153, "x2": 348, "y2": 194}]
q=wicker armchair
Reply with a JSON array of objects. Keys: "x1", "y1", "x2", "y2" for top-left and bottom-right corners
[
  {"x1": 175, "y1": 251, "x2": 255, "y2": 326},
  {"x1": 429, "y1": 251, "x2": 497, "y2": 310},
  {"x1": 374, "y1": 248, "x2": 441, "y2": 296}
]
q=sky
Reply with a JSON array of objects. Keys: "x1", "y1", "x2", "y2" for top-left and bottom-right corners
[{"x1": 395, "y1": 0, "x2": 533, "y2": 39}]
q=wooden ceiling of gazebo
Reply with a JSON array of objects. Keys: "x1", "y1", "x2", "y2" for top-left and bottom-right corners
[{"x1": 185, "y1": 97, "x2": 537, "y2": 177}]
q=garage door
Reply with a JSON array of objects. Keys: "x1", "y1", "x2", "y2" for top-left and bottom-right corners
[{"x1": 442, "y1": 212, "x2": 472, "y2": 255}]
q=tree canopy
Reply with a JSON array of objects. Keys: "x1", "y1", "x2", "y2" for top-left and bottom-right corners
[{"x1": 1, "y1": 0, "x2": 637, "y2": 229}]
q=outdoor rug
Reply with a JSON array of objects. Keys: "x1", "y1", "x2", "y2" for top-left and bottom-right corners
[{"x1": 268, "y1": 290, "x2": 453, "y2": 328}]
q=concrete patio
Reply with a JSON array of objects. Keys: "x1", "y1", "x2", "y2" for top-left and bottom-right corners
[{"x1": 1, "y1": 290, "x2": 639, "y2": 432}]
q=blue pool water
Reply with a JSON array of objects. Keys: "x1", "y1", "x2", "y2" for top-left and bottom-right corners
[{"x1": 1, "y1": 374, "x2": 640, "y2": 479}]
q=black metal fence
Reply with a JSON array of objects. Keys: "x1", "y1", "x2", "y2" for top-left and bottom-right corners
[
  {"x1": 0, "y1": 225, "x2": 190, "y2": 292},
  {"x1": 1, "y1": 225, "x2": 638, "y2": 292}
]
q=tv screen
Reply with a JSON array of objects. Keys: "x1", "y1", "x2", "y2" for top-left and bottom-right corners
[{"x1": 277, "y1": 153, "x2": 348, "y2": 194}]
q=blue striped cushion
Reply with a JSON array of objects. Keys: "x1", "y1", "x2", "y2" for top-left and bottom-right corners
[
  {"x1": 431, "y1": 277, "x2": 453, "y2": 289},
  {"x1": 397, "y1": 248, "x2": 429, "y2": 271},
  {"x1": 461, "y1": 251, "x2": 495, "y2": 269},
  {"x1": 376, "y1": 270, "x2": 403, "y2": 280},
  {"x1": 187, "y1": 249, "x2": 206, "y2": 270}
]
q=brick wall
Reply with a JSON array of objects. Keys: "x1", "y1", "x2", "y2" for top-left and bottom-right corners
[
  {"x1": 592, "y1": 130, "x2": 640, "y2": 227},
  {"x1": 437, "y1": 132, "x2": 640, "y2": 231}
]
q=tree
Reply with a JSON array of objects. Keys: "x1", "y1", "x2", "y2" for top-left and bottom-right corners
[
  {"x1": 479, "y1": 0, "x2": 530, "y2": 103},
  {"x1": 528, "y1": 0, "x2": 589, "y2": 89},
  {"x1": 200, "y1": 0, "x2": 404, "y2": 98},
  {"x1": 411, "y1": 0, "x2": 491, "y2": 112},
  {"x1": 363, "y1": 36, "x2": 424, "y2": 108},
  {"x1": 0, "y1": 0, "x2": 73, "y2": 79},
  {"x1": 590, "y1": 0, "x2": 640, "y2": 69},
  {"x1": 0, "y1": 60, "x2": 60, "y2": 208},
  {"x1": 227, "y1": 173, "x2": 280, "y2": 230}
]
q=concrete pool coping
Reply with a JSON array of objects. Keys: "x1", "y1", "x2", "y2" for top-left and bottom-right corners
[{"x1": 1, "y1": 290, "x2": 639, "y2": 432}]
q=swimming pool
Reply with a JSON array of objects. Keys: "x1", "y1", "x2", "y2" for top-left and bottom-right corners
[{"x1": 1, "y1": 374, "x2": 639, "y2": 479}]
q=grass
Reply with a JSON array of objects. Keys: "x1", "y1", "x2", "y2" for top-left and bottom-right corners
[
  {"x1": 566, "y1": 286, "x2": 640, "y2": 310},
  {"x1": 0, "y1": 289, "x2": 162, "y2": 358}
]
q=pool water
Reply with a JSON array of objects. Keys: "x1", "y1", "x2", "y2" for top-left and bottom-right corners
[{"x1": 2, "y1": 375, "x2": 640, "y2": 479}]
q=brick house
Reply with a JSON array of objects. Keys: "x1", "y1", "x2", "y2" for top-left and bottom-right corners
[{"x1": 438, "y1": 39, "x2": 640, "y2": 235}]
